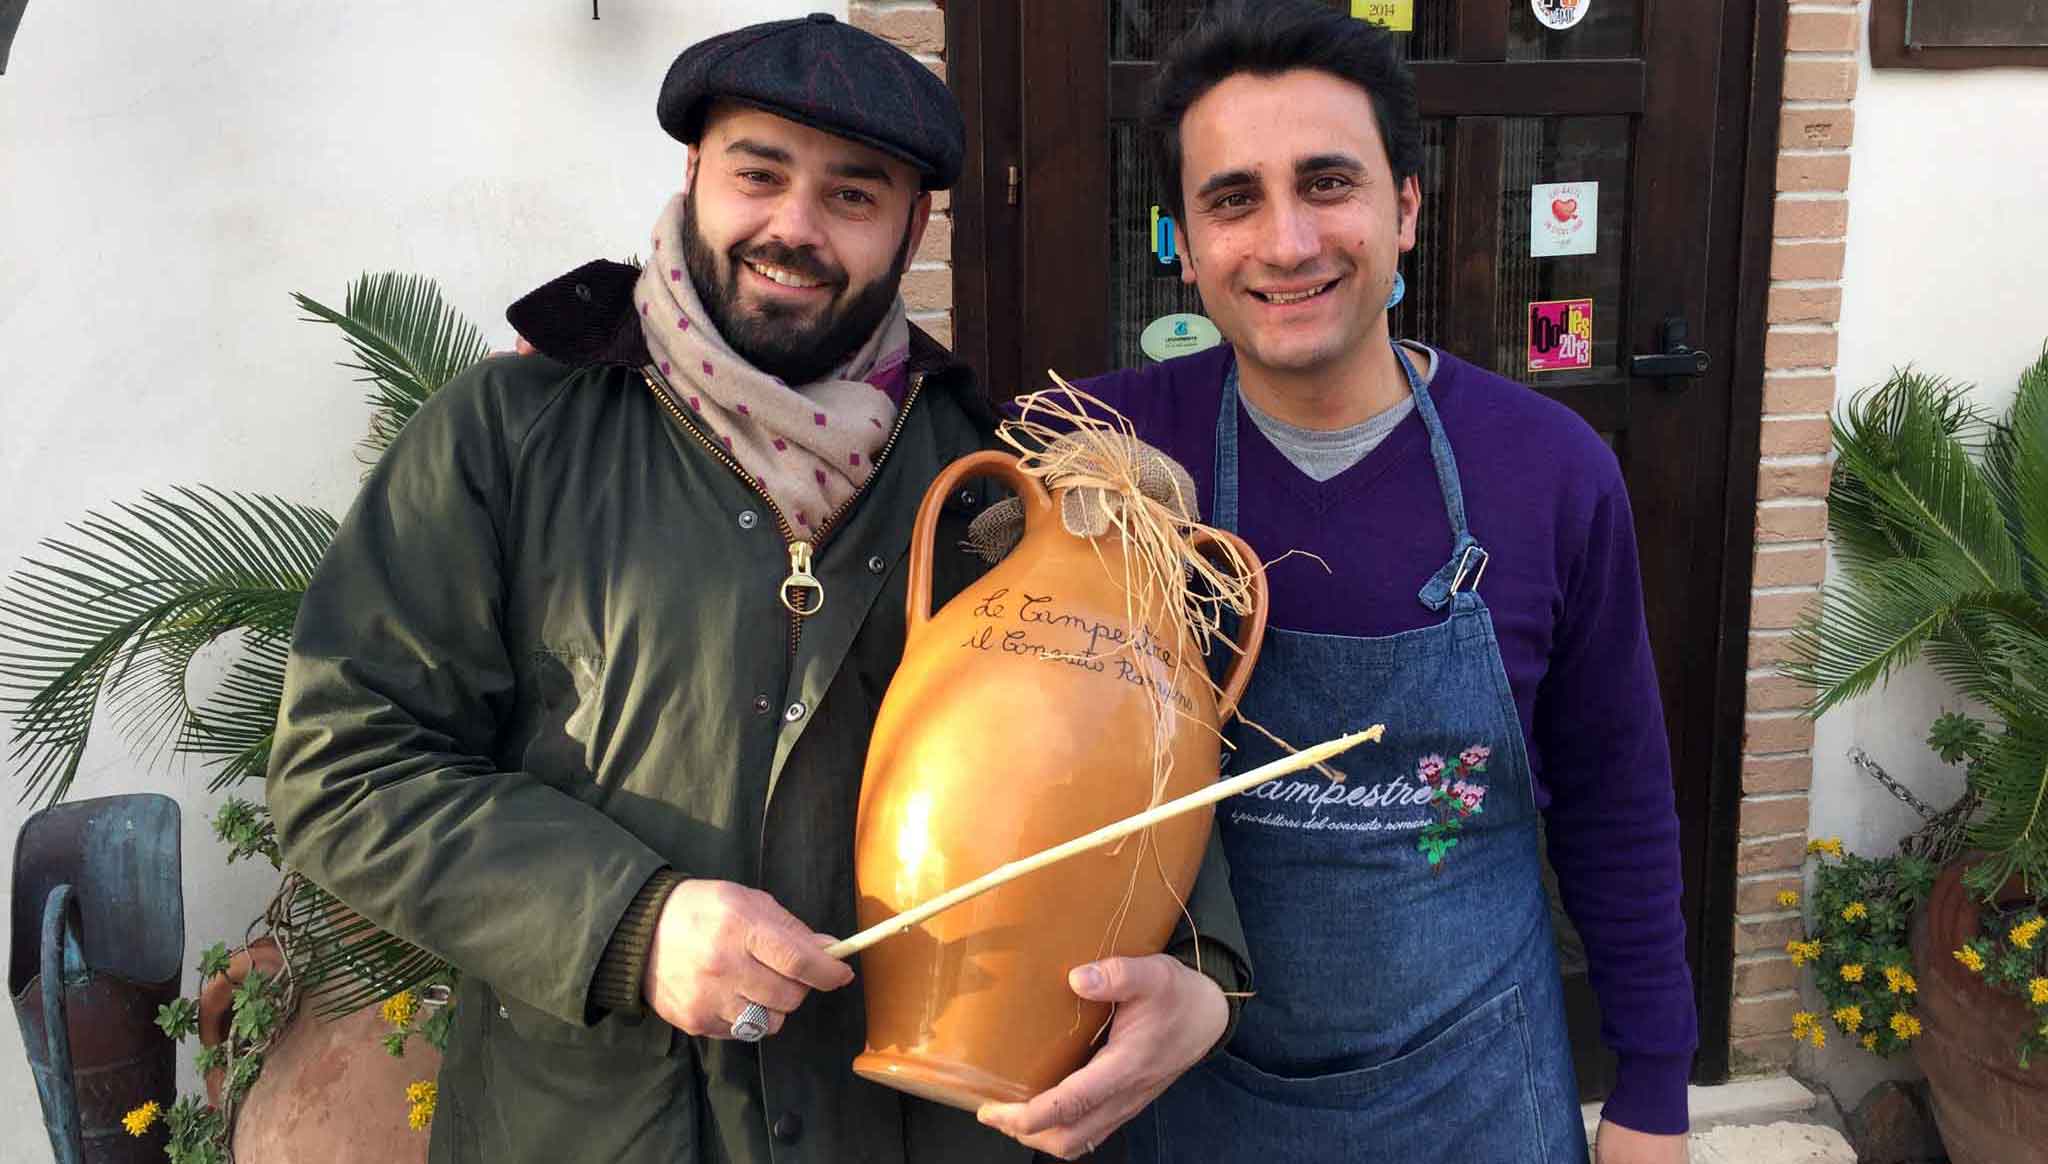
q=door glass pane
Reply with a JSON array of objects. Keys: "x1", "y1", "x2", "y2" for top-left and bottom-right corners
[
  {"x1": 1491, "y1": 115, "x2": 1632, "y2": 378},
  {"x1": 1509, "y1": 0, "x2": 1642, "y2": 60},
  {"x1": 1111, "y1": 0, "x2": 1452, "y2": 63},
  {"x1": 1391, "y1": 119, "x2": 1450, "y2": 349},
  {"x1": 1109, "y1": 124, "x2": 1205, "y2": 370}
]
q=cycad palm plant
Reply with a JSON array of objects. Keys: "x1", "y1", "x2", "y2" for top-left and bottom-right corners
[
  {"x1": 1784, "y1": 344, "x2": 2048, "y2": 900},
  {"x1": 0, "y1": 272, "x2": 486, "y2": 1016}
]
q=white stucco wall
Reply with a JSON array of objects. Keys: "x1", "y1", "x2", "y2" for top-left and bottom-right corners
[
  {"x1": 1801, "y1": 20, "x2": 2048, "y2": 1106},
  {"x1": 0, "y1": 1, "x2": 841, "y2": 1156}
]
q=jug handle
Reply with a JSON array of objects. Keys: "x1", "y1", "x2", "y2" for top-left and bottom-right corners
[
  {"x1": 906, "y1": 450, "x2": 1054, "y2": 635},
  {"x1": 1188, "y1": 529, "x2": 1268, "y2": 723},
  {"x1": 39, "y1": 884, "x2": 85, "y2": 1164}
]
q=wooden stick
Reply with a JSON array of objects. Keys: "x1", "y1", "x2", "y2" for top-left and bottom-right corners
[{"x1": 824, "y1": 725, "x2": 1384, "y2": 960}]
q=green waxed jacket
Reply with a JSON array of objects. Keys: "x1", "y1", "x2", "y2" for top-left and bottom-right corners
[{"x1": 266, "y1": 266, "x2": 1249, "y2": 1164}]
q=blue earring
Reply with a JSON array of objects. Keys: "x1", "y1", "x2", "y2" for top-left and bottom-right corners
[{"x1": 1385, "y1": 271, "x2": 1406, "y2": 311}]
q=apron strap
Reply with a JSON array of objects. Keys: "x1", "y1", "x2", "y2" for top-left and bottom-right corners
[{"x1": 1213, "y1": 343, "x2": 1488, "y2": 614}]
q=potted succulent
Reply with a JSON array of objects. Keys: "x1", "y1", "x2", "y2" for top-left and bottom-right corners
[
  {"x1": 1785, "y1": 348, "x2": 2048, "y2": 1164},
  {"x1": 0, "y1": 274, "x2": 478, "y2": 1160}
]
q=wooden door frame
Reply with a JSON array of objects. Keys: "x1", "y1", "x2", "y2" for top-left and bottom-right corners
[{"x1": 946, "y1": 0, "x2": 1788, "y2": 1085}]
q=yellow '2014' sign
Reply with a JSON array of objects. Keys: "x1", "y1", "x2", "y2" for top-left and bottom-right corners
[{"x1": 1351, "y1": 0, "x2": 1414, "y2": 31}]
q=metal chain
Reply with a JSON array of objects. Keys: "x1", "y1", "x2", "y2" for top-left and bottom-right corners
[{"x1": 1848, "y1": 747, "x2": 1977, "y2": 865}]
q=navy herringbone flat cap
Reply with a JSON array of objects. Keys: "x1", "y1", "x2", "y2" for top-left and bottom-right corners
[{"x1": 657, "y1": 12, "x2": 964, "y2": 190}]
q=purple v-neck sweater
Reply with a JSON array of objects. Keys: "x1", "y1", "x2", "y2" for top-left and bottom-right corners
[{"x1": 1073, "y1": 344, "x2": 1697, "y2": 1135}]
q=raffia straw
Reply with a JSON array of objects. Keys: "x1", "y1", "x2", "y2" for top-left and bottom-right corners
[{"x1": 997, "y1": 376, "x2": 1262, "y2": 819}]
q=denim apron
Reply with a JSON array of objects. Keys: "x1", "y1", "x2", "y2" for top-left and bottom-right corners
[{"x1": 1130, "y1": 348, "x2": 1587, "y2": 1163}]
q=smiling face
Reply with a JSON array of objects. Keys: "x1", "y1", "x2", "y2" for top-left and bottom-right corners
[
  {"x1": 682, "y1": 102, "x2": 930, "y2": 384},
  {"x1": 1174, "y1": 69, "x2": 1420, "y2": 382}
]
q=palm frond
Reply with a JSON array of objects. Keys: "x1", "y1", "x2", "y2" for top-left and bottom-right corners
[
  {"x1": 277, "y1": 878, "x2": 452, "y2": 1017},
  {"x1": 1988, "y1": 343, "x2": 2048, "y2": 601},
  {"x1": 1829, "y1": 371, "x2": 2020, "y2": 591},
  {"x1": 0, "y1": 488, "x2": 336, "y2": 804},
  {"x1": 1783, "y1": 559, "x2": 2047, "y2": 715},
  {"x1": 294, "y1": 273, "x2": 491, "y2": 462}
]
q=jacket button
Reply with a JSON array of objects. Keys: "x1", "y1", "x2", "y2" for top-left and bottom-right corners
[
  {"x1": 772, "y1": 1112, "x2": 803, "y2": 1143},
  {"x1": 497, "y1": 1005, "x2": 510, "y2": 1019},
  {"x1": 738, "y1": 510, "x2": 759, "y2": 530},
  {"x1": 867, "y1": 555, "x2": 886, "y2": 574},
  {"x1": 783, "y1": 701, "x2": 807, "y2": 723},
  {"x1": 573, "y1": 282, "x2": 592, "y2": 302},
  {"x1": 956, "y1": 489, "x2": 978, "y2": 507},
  {"x1": 752, "y1": 694, "x2": 772, "y2": 715}
]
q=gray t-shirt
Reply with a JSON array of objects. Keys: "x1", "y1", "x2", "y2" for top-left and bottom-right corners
[{"x1": 1241, "y1": 342, "x2": 1435, "y2": 482}]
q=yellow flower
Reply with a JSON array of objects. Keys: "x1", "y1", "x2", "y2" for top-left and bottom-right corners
[
  {"x1": 122, "y1": 1101, "x2": 161, "y2": 1138},
  {"x1": 1861, "y1": 1032, "x2": 1879, "y2": 1051},
  {"x1": 1884, "y1": 966, "x2": 1918, "y2": 995},
  {"x1": 1840, "y1": 963, "x2": 1866, "y2": 983},
  {"x1": 2011, "y1": 917, "x2": 2045, "y2": 951},
  {"x1": 406, "y1": 1079, "x2": 437, "y2": 1132},
  {"x1": 1955, "y1": 946, "x2": 1986, "y2": 972},
  {"x1": 1807, "y1": 1024, "x2": 1826, "y2": 1048},
  {"x1": 2030, "y1": 977, "x2": 2048, "y2": 1006},
  {"x1": 1776, "y1": 889, "x2": 1801, "y2": 909},
  {"x1": 1841, "y1": 901, "x2": 1868, "y2": 923},
  {"x1": 1791, "y1": 1010, "x2": 1817, "y2": 1037},
  {"x1": 1806, "y1": 836, "x2": 1845, "y2": 858},
  {"x1": 1832, "y1": 1004, "x2": 1862, "y2": 1032},
  {"x1": 1787, "y1": 939, "x2": 1823, "y2": 966},
  {"x1": 381, "y1": 990, "x2": 421, "y2": 1029},
  {"x1": 1890, "y1": 1012, "x2": 1922, "y2": 1040}
]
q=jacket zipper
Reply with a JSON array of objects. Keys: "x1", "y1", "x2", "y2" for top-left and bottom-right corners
[{"x1": 641, "y1": 367, "x2": 929, "y2": 656}]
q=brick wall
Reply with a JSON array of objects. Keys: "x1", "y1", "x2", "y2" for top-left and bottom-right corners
[
  {"x1": 849, "y1": 1, "x2": 955, "y2": 349},
  {"x1": 1730, "y1": 0, "x2": 1862, "y2": 1075}
]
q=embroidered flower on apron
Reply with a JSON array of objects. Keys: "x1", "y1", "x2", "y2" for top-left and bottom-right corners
[{"x1": 1416, "y1": 744, "x2": 1492, "y2": 869}]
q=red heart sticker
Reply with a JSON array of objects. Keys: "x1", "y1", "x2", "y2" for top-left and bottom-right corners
[{"x1": 1551, "y1": 197, "x2": 1578, "y2": 222}]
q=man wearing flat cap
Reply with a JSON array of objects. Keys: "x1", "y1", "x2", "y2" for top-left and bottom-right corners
[{"x1": 267, "y1": 13, "x2": 1248, "y2": 1164}]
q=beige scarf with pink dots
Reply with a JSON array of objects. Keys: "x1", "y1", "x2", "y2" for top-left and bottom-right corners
[{"x1": 635, "y1": 191, "x2": 911, "y2": 535}]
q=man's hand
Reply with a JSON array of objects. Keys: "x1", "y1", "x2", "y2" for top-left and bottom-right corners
[
  {"x1": 976, "y1": 954, "x2": 1227, "y2": 1160},
  {"x1": 1596, "y1": 1120, "x2": 1688, "y2": 1164},
  {"x1": 643, "y1": 880, "x2": 854, "y2": 1039}
]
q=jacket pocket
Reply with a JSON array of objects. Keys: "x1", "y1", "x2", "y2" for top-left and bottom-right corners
[{"x1": 481, "y1": 979, "x2": 674, "y2": 1058}]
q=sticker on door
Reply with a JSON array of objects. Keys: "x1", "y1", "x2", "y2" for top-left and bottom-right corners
[
  {"x1": 1531, "y1": 0, "x2": 1591, "y2": 31},
  {"x1": 1141, "y1": 314, "x2": 1224, "y2": 363},
  {"x1": 1527, "y1": 299, "x2": 1594, "y2": 373},
  {"x1": 1351, "y1": 1, "x2": 1414, "y2": 31},
  {"x1": 1531, "y1": 181, "x2": 1598, "y2": 258}
]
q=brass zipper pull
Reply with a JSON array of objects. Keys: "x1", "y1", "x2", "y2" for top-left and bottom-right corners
[{"x1": 781, "y1": 540, "x2": 824, "y2": 616}]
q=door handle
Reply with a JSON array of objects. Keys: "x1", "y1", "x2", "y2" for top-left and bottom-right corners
[{"x1": 1632, "y1": 315, "x2": 1712, "y2": 381}]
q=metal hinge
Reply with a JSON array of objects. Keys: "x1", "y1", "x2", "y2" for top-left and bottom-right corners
[{"x1": 1007, "y1": 165, "x2": 1021, "y2": 206}]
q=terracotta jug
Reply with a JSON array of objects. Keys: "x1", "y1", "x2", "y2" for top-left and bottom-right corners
[
  {"x1": 852, "y1": 448, "x2": 1267, "y2": 1111},
  {"x1": 199, "y1": 939, "x2": 436, "y2": 1162}
]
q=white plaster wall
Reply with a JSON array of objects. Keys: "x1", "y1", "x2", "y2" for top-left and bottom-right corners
[
  {"x1": 0, "y1": 1, "x2": 841, "y2": 1156},
  {"x1": 1801, "y1": 16, "x2": 2048, "y2": 1106}
]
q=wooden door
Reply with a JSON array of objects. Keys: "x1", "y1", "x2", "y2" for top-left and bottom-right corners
[{"x1": 949, "y1": 0, "x2": 1773, "y2": 1096}]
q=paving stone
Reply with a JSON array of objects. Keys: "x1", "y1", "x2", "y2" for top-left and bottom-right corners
[{"x1": 1689, "y1": 1121, "x2": 1856, "y2": 1164}]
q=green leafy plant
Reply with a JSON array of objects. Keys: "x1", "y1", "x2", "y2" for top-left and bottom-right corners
[
  {"x1": 1784, "y1": 346, "x2": 2048, "y2": 899},
  {"x1": 2, "y1": 272, "x2": 486, "y2": 1157},
  {"x1": 1783, "y1": 841, "x2": 1934, "y2": 1056}
]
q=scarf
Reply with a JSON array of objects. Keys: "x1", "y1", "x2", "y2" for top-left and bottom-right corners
[{"x1": 634, "y1": 191, "x2": 912, "y2": 535}]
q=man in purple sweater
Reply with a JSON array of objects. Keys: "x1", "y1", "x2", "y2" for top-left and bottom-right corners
[{"x1": 978, "y1": 4, "x2": 1694, "y2": 1162}]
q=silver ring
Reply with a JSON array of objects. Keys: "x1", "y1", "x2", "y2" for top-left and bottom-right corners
[{"x1": 730, "y1": 1001, "x2": 771, "y2": 1043}]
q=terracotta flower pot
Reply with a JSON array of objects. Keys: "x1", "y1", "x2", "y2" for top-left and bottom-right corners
[
  {"x1": 198, "y1": 938, "x2": 437, "y2": 1162},
  {"x1": 851, "y1": 449, "x2": 1267, "y2": 1111},
  {"x1": 1909, "y1": 859, "x2": 2048, "y2": 1164}
]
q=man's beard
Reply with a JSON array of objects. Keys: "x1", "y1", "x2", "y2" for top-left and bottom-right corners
[{"x1": 681, "y1": 188, "x2": 912, "y2": 385}]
